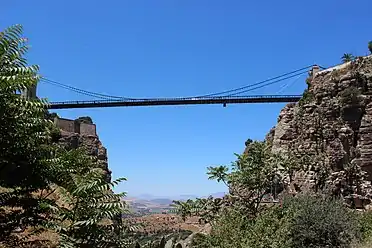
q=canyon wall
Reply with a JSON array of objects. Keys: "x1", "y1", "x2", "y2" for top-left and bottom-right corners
[{"x1": 263, "y1": 56, "x2": 372, "y2": 205}]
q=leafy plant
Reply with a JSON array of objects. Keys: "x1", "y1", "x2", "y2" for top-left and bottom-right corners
[
  {"x1": 190, "y1": 194, "x2": 361, "y2": 248},
  {"x1": 359, "y1": 211, "x2": 372, "y2": 242},
  {"x1": 0, "y1": 24, "x2": 57, "y2": 244},
  {"x1": 172, "y1": 197, "x2": 223, "y2": 223},
  {"x1": 342, "y1": 53, "x2": 355, "y2": 63},
  {"x1": 0, "y1": 25, "x2": 132, "y2": 247},
  {"x1": 298, "y1": 88, "x2": 313, "y2": 106},
  {"x1": 175, "y1": 141, "x2": 292, "y2": 222},
  {"x1": 368, "y1": 41, "x2": 372, "y2": 54},
  {"x1": 44, "y1": 148, "x2": 129, "y2": 247},
  {"x1": 284, "y1": 194, "x2": 359, "y2": 248}
]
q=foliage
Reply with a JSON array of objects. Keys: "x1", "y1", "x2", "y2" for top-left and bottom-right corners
[
  {"x1": 0, "y1": 25, "x2": 131, "y2": 247},
  {"x1": 47, "y1": 148, "x2": 129, "y2": 247},
  {"x1": 0, "y1": 24, "x2": 57, "y2": 244},
  {"x1": 284, "y1": 194, "x2": 360, "y2": 248},
  {"x1": 358, "y1": 211, "x2": 372, "y2": 242},
  {"x1": 172, "y1": 197, "x2": 223, "y2": 223},
  {"x1": 219, "y1": 141, "x2": 288, "y2": 216},
  {"x1": 190, "y1": 203, "x2": 289, "y2": 248},
  {"x1": 183, "y1": 139, "x2": 364, "y2": 248},
  {"x1": 368, "y1": 41, "x2": 372, "y2": 54},
  {"x1": 298, "y1": 88, "x2": 313, "y2": 106},
  {"x1": 191, "y1": 194, "x2": 361, "y2": 248},
  {"x1": 342, "y1": 53, "x2": 355, "y2": 63},
  {"x1": 174, "y1": 141, "x2": 293, "y2": 221}
]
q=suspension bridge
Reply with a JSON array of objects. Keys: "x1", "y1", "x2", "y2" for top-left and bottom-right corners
[{"x1": 28, "y1": 65, "x2": 322, "y2": 110}]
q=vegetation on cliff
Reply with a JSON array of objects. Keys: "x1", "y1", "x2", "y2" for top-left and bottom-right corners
[{"x1": 342, "y1": 53, "x2": 355, "y2": 63}]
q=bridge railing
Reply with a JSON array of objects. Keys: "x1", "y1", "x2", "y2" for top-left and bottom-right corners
[{"x1": 49, "y1": 95, "x2": 302, "y2": 105}]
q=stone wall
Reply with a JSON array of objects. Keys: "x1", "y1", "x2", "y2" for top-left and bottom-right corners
[
  {"x1": 54, "y1": 118, "x2": 77, "y2": 133},
  {"x1": 54, "y1": 117, "x2": 96, "y2": 136},
  {"x1": 54, "y1": 116, "x2": 111, "y2": 182},
  {"x1": 80, "y1": 122, "x2": 97, "y2": 136}
]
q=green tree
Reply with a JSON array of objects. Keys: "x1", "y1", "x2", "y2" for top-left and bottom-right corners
[
  {"x1": 368, "y1": 41, "x2": 372, "y2": 54},
  {"x1": 0, "y1": 25, "x2": 132, "y2": 247},
  {"x1": 0, "y1": 24, "x2": 57, "y2": 244},
  {"x1": 49, "y1": 148, "x2": 130, "y2": 247},
  {"x1": 209, "y1": 141, "x2": 284, "y2": 217},
  {"x1": 341, "y1": 53, "x2": 355, "y2": 63},
  {"x1": 174, "y1": 141, "x2": 290, "y2": 224}
]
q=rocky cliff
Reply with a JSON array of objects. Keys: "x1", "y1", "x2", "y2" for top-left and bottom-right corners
[
  {"x1": 264, "y1": 55, "x2": 372, "y2": 206},
  {"x1": 53, "y1": 116, "x2": 112, "y2": 182}
]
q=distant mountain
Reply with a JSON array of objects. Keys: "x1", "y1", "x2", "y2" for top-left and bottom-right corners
[
  {"x1": 129, "y1": 194, "x2": 198, "y2": 201},
  {"x1": 135, "y1": 194, "x2": 157, "y2": 200},
  {"x1": 128, "y1": 192, "x2": 226, "y2": 201},
  {"x1": 149, "y1": 198, "x2": 174, "y2": 205}
]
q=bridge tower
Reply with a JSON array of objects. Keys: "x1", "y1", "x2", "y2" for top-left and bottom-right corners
[
  {"x1": 21, "y1": 84, "x2": 37, "y2": 99},
  {"x1": 310, "y1": 65, "x2": 320, "y2": 80}
]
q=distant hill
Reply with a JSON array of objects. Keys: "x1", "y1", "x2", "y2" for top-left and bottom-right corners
[
  {"x1": 124, "y1": 192, "x2": 227, "y2": 215},
  {"x1": 149, "y1": 198, "x2": 174, "y2": 205},
  {"x1": 128, "y1": 192, "x2": 226, "y2": 201}
]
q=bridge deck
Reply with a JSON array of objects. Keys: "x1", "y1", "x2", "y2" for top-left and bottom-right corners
[{"x1": 48, "y1": 95, "x2": 302, "y2": 109}]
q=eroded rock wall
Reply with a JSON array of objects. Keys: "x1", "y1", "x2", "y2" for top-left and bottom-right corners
[{"x1": 265, "y1": 56, "x2": 372, "y2": 198}]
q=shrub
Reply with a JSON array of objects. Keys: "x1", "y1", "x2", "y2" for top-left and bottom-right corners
[
  {"x1": 195, "y1": 209, "x2": 252, "y2": 248},
  {"x1": 193, "y1": 194, "x2": 361, "y2": 248},
  {"x1": 298, "y1": 89, "x2": 313, "y2": 106},
  {"x1": 243, "y1": 206, "x2": 292, "y2": 248},
  {"x1": 359, "y1": 211, "x2": 372, "y2": 242},
  {"x1": 368, "y1": 41, "x2": 372, "y2": 54},
  {"x1": 284, "y1": 194, "x2": 360, "y2": 248}
]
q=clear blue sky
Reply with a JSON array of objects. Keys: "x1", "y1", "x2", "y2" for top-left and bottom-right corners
[{"x1": 2, "y1": 1, "x2": 371, "y2": 197}]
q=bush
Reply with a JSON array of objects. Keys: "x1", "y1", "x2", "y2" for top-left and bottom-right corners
[
  {"x1": 284, "y1": 194, "x2": 360, "y2": 248},
  {"x1": 190, "y1": 204, "x2": 292, "y2": 248},
  {"x1": 298, "y1": 89, "x2": 313, "y2": 106},
  {"x1": 193, "y1": 194, "x2": 360, "y2": 248},
  {"x1": 359, "y1": 211, "x2": 372, "y2": 242},
  {"x1": 243, "y1": 206, "x2": 292, "y2": 248}
]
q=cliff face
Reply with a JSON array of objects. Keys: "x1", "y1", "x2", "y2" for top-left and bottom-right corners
[
  {"x1": 54, "y1": 116, "x2": 112, "y2": 182},
  {"x1": 264, "y1": 56, "x2": 372, "y2": 204}
]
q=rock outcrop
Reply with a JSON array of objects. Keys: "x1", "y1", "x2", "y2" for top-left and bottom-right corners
[
  {"x1": 263, "y1": 56, "x2": 372, "y2": 206},
  {"x1": 53, "y1": 116, "x2": 111, "y2": 182}
]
